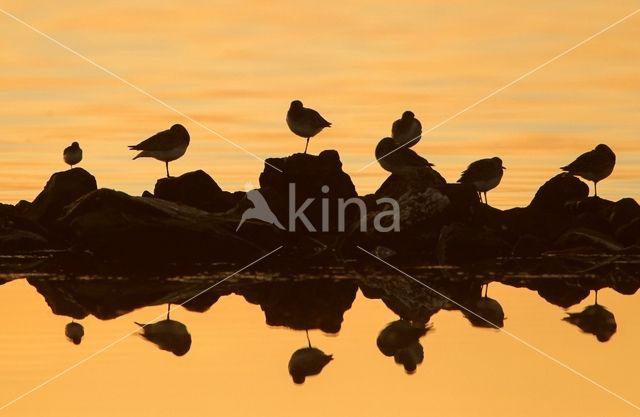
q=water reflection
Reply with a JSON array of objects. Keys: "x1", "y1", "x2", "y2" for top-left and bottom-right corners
[
  {"x1": 563, "y1": 291, "x2": 617, "y2": 342},
  {"x1": 462, "y1": 284, "x2": 505, "y2": 328},
  {"x1": 135, "y1": 304, "x2": 192, "y2": 356},
  {"x1": 64, "y1": 321, "x2": 84, "y2": 345},
  {"x1": 19, "y1": 265, "x2": 640, "y2": 382},
  {"x1": 377, "y1": 319, "x2": 429, "y2": 374},
  {"x1": 288, "y1": 330, "x2": 333, "y2": 384}
]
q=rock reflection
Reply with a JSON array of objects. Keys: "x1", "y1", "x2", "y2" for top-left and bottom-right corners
[
  {"x1": 65, "y1": 321, "x2": 84, "y2": 345},
  {"x1": 563, "y1": 291, "x2": 617, "y2": 342},
  {"x1": 135, "y1": 304, "x2": 192, "y2": 356},
  {"x1": 288, "y1": 330, "x2": 333, "y2": 384},
  {"x1": 377, "y1": 319, "x2": 429, "y2": 374},
  {"x1": 240, "y1": 279, "x2": 357, "y2": 333}
]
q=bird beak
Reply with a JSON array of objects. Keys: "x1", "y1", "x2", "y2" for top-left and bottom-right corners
[{"x1": 502, "y1": 166, "x2": 506, "y2": 170}]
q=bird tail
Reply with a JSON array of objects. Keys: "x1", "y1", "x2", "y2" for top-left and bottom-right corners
[{"x1": 134, "y1": 322, "x2": 145, "y2": 328}]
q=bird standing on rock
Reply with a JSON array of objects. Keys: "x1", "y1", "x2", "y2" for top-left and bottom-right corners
[
  {"x1": 560, "y1": 144, "x2": 615, "y2": 197},
  {"x1": 129, "y1": 124, "x2": 190, "y2": 178},
  {"x1": 391, "y1": 110, "x2": 422, "y2": 148},
  {"x1": 457, "y1": 157, "x2": 506, "y2": 205},
  {"x1": 63, "y1": 142, "x2": 82, "y2": 168},
  {"x1": 286, "y1": 100, "x2": 331, "y2": 154},
  {"x1": 375, "y1": 137, "x2": 433, "y2": 175}
]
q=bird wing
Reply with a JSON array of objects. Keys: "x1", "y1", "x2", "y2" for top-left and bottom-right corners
[
  {"x1": 401, "y1": 148, "x2": 432, "y2": 167},
  {"x1": 307, "y1": 109, "x2": 331, "y2": 127},
  {"x1": 458, "y1": 159, "x2": 494, "y2": 182},
  {"x1": 129, "y1": 128, "x2": 176, "y2": 151},
  {"x1": 561, "y1": 150, "x2": 595, "y2": 172}
]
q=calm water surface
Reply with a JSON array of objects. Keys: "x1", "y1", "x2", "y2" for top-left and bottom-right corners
[
  {"x1": 0, "y1": 269, "x2": 638, "y2": 416},
  {"x1": 0, "y1": 1, "x2": 639, "y2": 207}
]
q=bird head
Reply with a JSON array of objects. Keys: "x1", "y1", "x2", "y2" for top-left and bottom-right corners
[
  {"x1": 492, "y1": 157, "x2": 506, "y2": 169},
  {"x1": 170, "y1": 124, "x2": 190, "y2": 140},
  {"x1": 71, "y1": 141, "x2": 80, "y2": 148},
  {"x1": 402, "y1": 110, "x2": 415, "y2": 120},
  {"x1": 595, "y1": 144, "x2": 612, "y2": 153},
  {"x1": 290, "y1": 100, "x2": 303, "y2": 109}
]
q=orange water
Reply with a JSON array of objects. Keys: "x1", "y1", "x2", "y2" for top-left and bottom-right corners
[
  {"x1": 0, "y1": 279, "x2": 638, "y2": 417},
  {"x1": 0, "y1": 1, "x2": 638, "y2": 208}
]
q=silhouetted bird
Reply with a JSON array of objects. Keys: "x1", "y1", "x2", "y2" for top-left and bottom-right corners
[
  {"x1": 63, "y1": 142, "x2": 82, "y2": 168},
  {"x1": 463, "y1": 297, "x2": 505, "y2": 328},
  {"x1": 563, "y1": 304, "x2": 617, "y2": 342},
  {"x1": 288, "y1": 330, "x2": 332, "y2": 384},
  {"x1": 375, "y1": 137, "x2": 433, "y2": 175},
  {"x1": 393, "y1": 341, "x2": 424, "y2": 374},
  {"x1": 286, "y1": 100, "x2": 331, "y2": 154},
  {"x1": 288, "y1": 347, "x2": 333, "y2": 384},
  {"x1": 135, "y1": 305, "x2": 192, "y2": 356},
  {"x1": 65, "y1": 321, "x2": 84, "y2": 345},
  {"x1": 560, "y1": 144, "x2": 615, "y2": 197},
  {"x1": 129, "y1": 124, "x2": 190, "y2": 178},
  {"x1": 391, "y1": 111, "x2": 422, "y2": 148},
  {"x1": 377, "y1": 319, "x2": 429, "y2": 357},
  {"x1": 458, "y1": 157, "x2": 505, "y2": 205}
]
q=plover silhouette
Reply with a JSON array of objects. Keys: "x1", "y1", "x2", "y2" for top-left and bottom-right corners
[
  {"x1": 129, "y1": 124, "x2": 190, "y2": 177},
  {"x1": 391, "y1": 110, "x2": 422, "y2": 148},
  {"x1": 375, "y1": 137, "x2": 433, "y2": 175},
  {"x1": 236, "y1": 189, "x2": 285, "y2": 231},
  {"x1": 63, "y1": 142, "x2": 82, "y2": 168},
  {"x1": 288, "y1": 330, "x2": 333, "y2": 384},
  {"x1": 458, "y1": 157, "x2": 505, "y2": 205},
  {"x1": 65, "y1": 321, "x2": 84, "y2": 345},
  {"x1": 286, "y1": 100, "x2": 331, "y2": 154},
  {"x1": 560, "y1": 144, "x2": 615, "y2": 197}
]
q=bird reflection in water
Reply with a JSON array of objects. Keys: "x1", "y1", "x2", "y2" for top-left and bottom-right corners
[
  {"x1": 288, "y1": 330, "x2": 333, "y2": 384},
  {"x1": 377, "y1": 319, "x2": 430, "y2": 374},
  {"x1": 135, "y1": 304, "x2": 192, "y2": 356},
  {"x1": 463, "y1": 284, "x2": 505, "y2": 328},
  {"x1": 65, "y1": 321, "x2": 84, "y2": 345},
  {"x1": 563, "y1": 290, "x2": 617, "y2": 342}
]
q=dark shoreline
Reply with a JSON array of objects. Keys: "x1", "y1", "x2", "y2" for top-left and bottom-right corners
[{"x1": 1, "y1": 150, "x2": 639, "y2": 274}]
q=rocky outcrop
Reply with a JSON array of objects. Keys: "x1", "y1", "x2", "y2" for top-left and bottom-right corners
[
  {"x1": 56, "y1": 188, "x2": 275, "y2": 264},
  {"x1": 154, "y1": 170, "x2": 241, "y2": 213},
  {"x1": 257, "y1": 150, "x2": 358, "y2": 232},
  {"x1": 0, "y1": 203, "x2": 49, "y2": 252},
  {"x1": 25, "y1": 168, "x2": 97, "y2": 226}
]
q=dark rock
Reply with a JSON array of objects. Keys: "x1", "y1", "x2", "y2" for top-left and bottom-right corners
[
  {"x1": 529, "y1": 173, "x2": 589, "y2": 212},
  {"x1": 257, "y1": 151, "x2": 357, "y2": 232},
  {"x1": 609, "y1": 198, "x2": 640, "y2": 229},
  {"x1": 0, "y1": 229, "x2": 48, "y2": 252},
  {"x1": 154, "y1": 170, "x2": 239, "y2": 213},
  {"x1": 26, "y1": 168, "x2": 97, "y2": 226},
  {"x1": 512, "y1": 234, "x2": 548, "y2": 257},
  {"x1": 374, "y1": 167, "x2": 446, "y2": 200},
  {"x1": 57, "y1": 188, "x2": 273, "y2": 264},
  {"x1": 0, "y1": 203, "x2": 50, "y2": 253},
  {"x1": 616, "y1": 217, "x2": 640, "y2": 246},
  {"x1": 553, "y1": 228, "x2": 623, "y2": 253},
  {"x1": 436, "y1": 222, "x2": 510, "y2": 264}
]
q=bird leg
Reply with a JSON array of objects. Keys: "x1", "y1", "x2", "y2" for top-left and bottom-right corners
[
  {"x1": 304, "y1": 138, "x2": 310, "y2": 154},
  {"x1": 594, "y1": 181, "x2": 598, "y2": 197},
  {"x1": 306, "y1": 329, "x2": 311, "y2": 348},
  {"x1": 484, "y1": 192, "x2": 488, "y2": 205},
  {"x1": 166, "y1": 161, "x2": 170, "y2": 178},
  {"x1": 167, "y1": 303, "x2": 171, "y2": 320}
]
